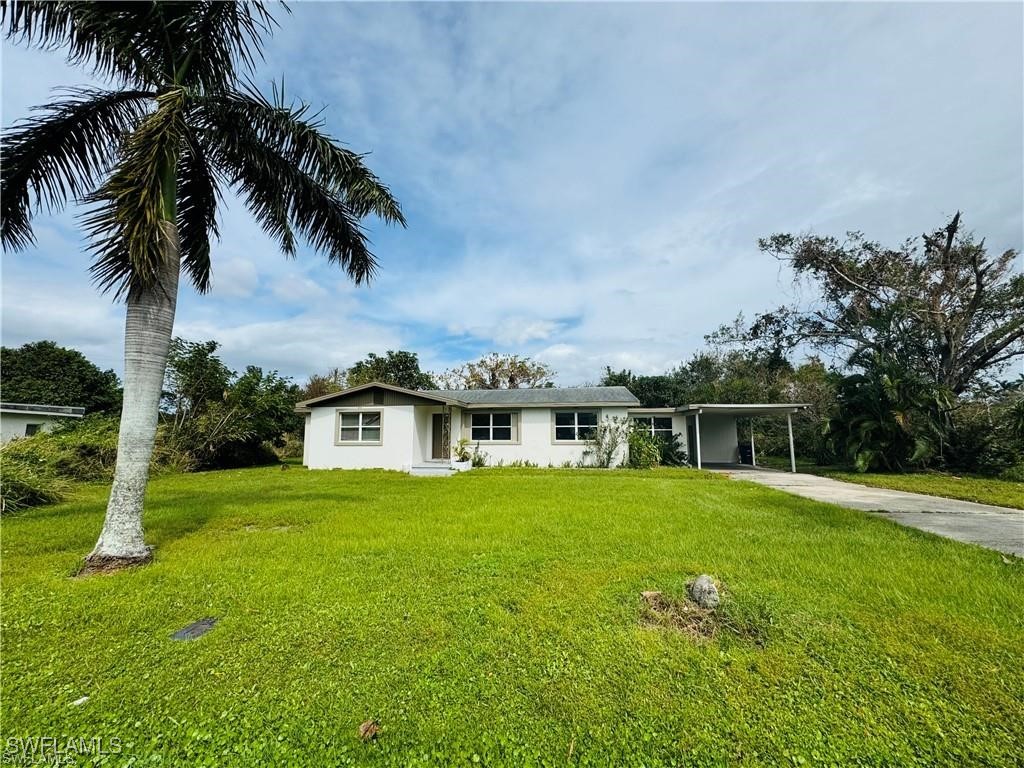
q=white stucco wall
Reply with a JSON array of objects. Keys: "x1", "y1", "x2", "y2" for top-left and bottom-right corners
[
  {"x1": 304, "y1": 404, "x2": 417, "y2": 470},
  {"x1": 304, "y1": 404, "x2": 635, "y2": 469},
  {"x1": 695, "y1": 413, "x2": 739, "y2": 464},
  {"x1": 0, "y1": 414, "x2": 68, "y2": 444},
  {"x1": 466, "y1": 406, "x2": 631, "y2": 467}
]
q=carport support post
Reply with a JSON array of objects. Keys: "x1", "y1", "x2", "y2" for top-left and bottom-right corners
[
  {"x1": 694, "y1": 411, "x2": 702, "y2": 469},
  {"x1": 787, "y1": 412, "x2": 796, "y2": 473},
  {"x1": 750, "y1": 420, "x2": 756, "y2": 467}
]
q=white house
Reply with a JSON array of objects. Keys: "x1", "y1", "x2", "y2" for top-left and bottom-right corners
[
  {"x1": 296, "y1": 382, "x2": 807, "y2": 474},
  {"x1": 0, "y1": 403, "x2": 85, "y2": 444}
]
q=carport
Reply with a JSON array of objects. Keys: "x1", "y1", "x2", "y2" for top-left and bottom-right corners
[{"x1": 677, "y1": 403, "x2": 809, "y2": 472}]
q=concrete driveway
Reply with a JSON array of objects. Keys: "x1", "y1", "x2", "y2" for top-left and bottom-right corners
[{"x1": 713, "y1": 467, "x2": 1024, "y2": 557}]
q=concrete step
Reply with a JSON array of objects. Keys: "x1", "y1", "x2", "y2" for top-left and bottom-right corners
[{"x1": 409, "y1": 464, "x2": 457, "y2": 477}]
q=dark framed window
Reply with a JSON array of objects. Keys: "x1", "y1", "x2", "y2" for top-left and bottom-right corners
[
  {"x1": 633, "y1": 415, "x2": 673, "y2": 438},
  {"x1": 24, "y1": 423, "x2": 42, "y2": 436},
  {"x1": 469, "y1": 412, "x2": 516, "y2": 442},
  {"x1": 553, "y1": 410, "x2": 598, "y2": 441}
]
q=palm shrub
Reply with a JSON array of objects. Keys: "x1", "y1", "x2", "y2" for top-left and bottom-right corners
[
  {"x1": 826, "y1": 352, "x2": 952, "y2": 472},
  {"x1": 2, "y1": 2, "x2": 403, "y2": 567}
]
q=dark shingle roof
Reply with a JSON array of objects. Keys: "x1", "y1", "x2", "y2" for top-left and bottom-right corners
[{"x1": 424, "y1": 386, "x2": 639, "y2": 407}]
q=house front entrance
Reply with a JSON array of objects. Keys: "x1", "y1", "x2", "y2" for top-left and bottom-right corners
[{"x1": 431, "y1": 413, "x2": 449, "y2": 459}]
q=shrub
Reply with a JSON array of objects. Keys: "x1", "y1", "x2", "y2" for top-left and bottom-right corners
[
  {"x1": 658, "y1": 433, "x2": 689, "y2": 466},
  {"x1": 274, "y1": 432, "x2": 305, "y2": 460},
  {"x1": 1, "y1": 415, "x2": 121, "y2": 481},
  {"x1": 0, "y1": 455, "x2": 68, "y2": 514},
  {"x1": 451, "y1": 438, "x2": 471, "y2": 462},
  {"x1": 471, "y1": 443, "x2": 489, "y2": 467},
  {"x1": 583, "y1": 417, "x2": 630, "y2": 468},
  {"x1": 627, "y1": 428, "x2": 662, "y2": 469}
]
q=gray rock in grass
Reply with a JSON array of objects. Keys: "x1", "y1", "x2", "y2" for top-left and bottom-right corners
[{"x1": 688, "y1": 575, "x2": 720, "y2": 609}]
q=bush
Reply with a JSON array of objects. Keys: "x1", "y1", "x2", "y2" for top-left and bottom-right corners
[
  {"x1": 0, "y1": 416, "x2": 188, "y2": 513},
  {"x1": 627, "y1": 428, "x2": 662, "y2": 469},
  {"x1": 583, "y1": 417, "x2": 630, "y2": 468},
  {"x1": 0, "y1": 455, "x2": 69, "y2": 515}
]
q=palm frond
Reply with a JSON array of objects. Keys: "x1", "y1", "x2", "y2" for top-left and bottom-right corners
[
  {"x1": 177, "y1": 130, "x2": 220, "y2": 294},
  {"x1": 85, "y1": 87, "x2": 188, "y2": 297},
  {"x1": 174, "y1": 2, "x2": 278, "y2": 92},
  {"x1": 2, "y1": 1, "x2": 167, "y2": 86},
  {"x1": 196, "y1": 97, "x2": 377, "y2": 283},
  {"x1": 1, "y1": 86, "x2": 153, "y2": 251},
  {"x1": 207, "y1": 84, "x2": 405, "y2": 225}
]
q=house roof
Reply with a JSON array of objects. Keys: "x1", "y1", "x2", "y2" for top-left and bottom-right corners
[
  {"x1": 0, "y1": 402, "x2": 85, "y2": 418},
  {"x1": 295, "y1": 381, "x2": 459, "y2": 412},
  {"x1": 676, "y1": 403, "x2": 809, "y2": 417},
  {"x1": 424, "y1": 386, "x2": 640, "y2": 408},
  {"x1": 296, "y1": 382, "x2": 640, "y2": 411}
]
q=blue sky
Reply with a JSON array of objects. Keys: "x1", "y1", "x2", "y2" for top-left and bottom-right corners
[{"x1": 2, "y1": 2, "x2": 1022, "y2": 384}]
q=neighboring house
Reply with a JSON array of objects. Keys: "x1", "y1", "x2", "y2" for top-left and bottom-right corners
[
  {"x1": 0, "y1": 403, "x2": 85, "y2": 444},
  {"x1": 296, "y1": 382, "x2": 807, "y2": 473}
]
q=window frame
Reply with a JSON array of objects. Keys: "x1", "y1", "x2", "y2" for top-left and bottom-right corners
[
  {"x1": 464, "y1": 410, "x2": 520, "y2": 444},
  {"x1": 334, "y1": 408, "x2": 384, "y2": 446},
  {"x1": 632, "y1": 414, "x2": 674, "y2": 439},
  {"x1": 551, "y1": 409, "x2": 601, "y2": 444}
]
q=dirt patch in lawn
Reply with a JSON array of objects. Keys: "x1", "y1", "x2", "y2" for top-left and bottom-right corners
[
  {"x1": 74, "y1": 552, "x2": 153, "y2": 577},
  {"x1": 640, "y1": 588, "x2": 767, "y2": 646}
]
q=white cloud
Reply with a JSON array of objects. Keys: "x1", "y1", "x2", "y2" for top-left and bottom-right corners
[
  {"x1": 210, "y1": 258, "x2": 260, "y2": 299},
  {"x1": 271, "y1": 274, "x2": 328, "y2": 304},
  {"x1": 2, "y1": 3, "x2": 1020, "y2": 384}
]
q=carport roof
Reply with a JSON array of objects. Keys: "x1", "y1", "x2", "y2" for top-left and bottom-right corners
[{"x1": 677, "y1": 403, "x2": 809, "y2": 417}]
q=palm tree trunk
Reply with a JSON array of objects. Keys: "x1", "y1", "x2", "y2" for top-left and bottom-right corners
[{"x1": 86, "y1": 220, "x2": 180, "y2": 567}]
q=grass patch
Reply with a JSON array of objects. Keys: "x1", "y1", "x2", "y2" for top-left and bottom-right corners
[
  {"x1": 822, "y1": 471, "x2": 1024, "y2": 510},
  {"x1": 758, "y1": 455, "x2": 1024, "y2": 509},
  {"x1": 1, "y1": 467, "x2": 1022, "y2": 765}
]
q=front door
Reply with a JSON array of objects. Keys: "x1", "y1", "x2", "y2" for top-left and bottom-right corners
[{"x1": 431, "y1": 413, "x2": 448, "y2": 459}]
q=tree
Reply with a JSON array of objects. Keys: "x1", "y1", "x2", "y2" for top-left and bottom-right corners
[
  {"x1": 436, "y1": 353, "x2": 554, "y2": 390},
  {"x1": 2, "y1": 3, "x2": 404, "y2": 569},
  {"x1": 162, "y1": 338, "x2": 304, "y2": 470},
  {"x1": 345, "y1": 350, "x2": 435, "y2": 390},
  {"x1": 162, "y1": 338, "x2": 232, "y2": 422},
  {"x1": 299, "y1": 368, "x2": 346, "y2": 401},
  {"x1": 753, "y1": 213, "x2": 1023, "y2": 395},
  {"x1": 600, "y1": 368, "x2": 680, "y2": 407},
  {"x1": 0, "y1": 340, "x2": 121, "y2": 413}
]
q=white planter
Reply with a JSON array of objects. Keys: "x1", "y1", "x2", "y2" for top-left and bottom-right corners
[{"x1": 451, "y1": 460, "x2": 472, "y2": 472}]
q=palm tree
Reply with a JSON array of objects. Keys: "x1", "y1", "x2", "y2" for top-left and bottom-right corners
[{"x1": 1, "y1": 2, "x2": 404, "y2": 570}]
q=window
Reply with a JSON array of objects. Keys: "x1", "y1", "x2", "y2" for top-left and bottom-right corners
[
  {"x1": 470, "y1": 412, "x2": 515, "y2": 442},
  {"x1": 553, "y1": 410, "x2": 598, "y2": 441},
  {"x1": 24, "y1": 423, "x2": 42, "y2": 436},
  {"x1": 633, "y1": 415, "x2": 673, "y2": 438},
  {"x1": 336, "y1": 411, "x2": 382, "y2": 443}
]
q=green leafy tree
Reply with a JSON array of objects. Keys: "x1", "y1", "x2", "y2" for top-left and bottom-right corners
[
  {"x1": 752, "y1": 213, "x2": 1023, "y2": 395},
  {"x1": 0, "y1": 340, "x2": 121, "y2": 413},
  {"x1": 346, "y1": 350, "x2": 436, "y2": 390},
  {"x1": 600, "y1": 368, "x2": 680, "y2": 407},
  {"x1": 299, "y1": 367, "x2": 346, "y2": 400},
  {"x1": 1, "y1": 2, "x2": 404, "y2": 568},
  {"x1": 162, "y1": 338, "x2": 302, "y2": 470},
  {"x1": 437, "y1": 353, "x2": 554, "y2": 390}
]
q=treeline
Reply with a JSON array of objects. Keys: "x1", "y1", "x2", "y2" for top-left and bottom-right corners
[
  {"x1": 1, "y1": 338, "x2": 303, "y2": 513},
  {"x1": 298, "y1": 351, "x2": 554, "y2": 399}
]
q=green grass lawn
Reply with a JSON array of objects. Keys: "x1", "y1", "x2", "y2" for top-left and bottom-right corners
[
  {"x1": 757, "y1": 455, "x2": 1024, "y2": 509},
  {"x1": 2, "y1": 467, "x2": 1022, "y2": 766}
]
